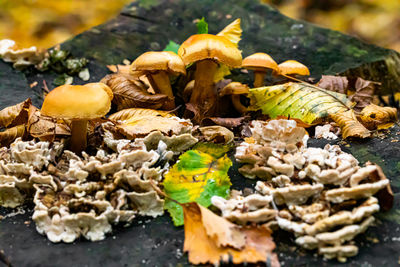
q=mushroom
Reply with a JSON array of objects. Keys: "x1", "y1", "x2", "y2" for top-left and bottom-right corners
[
  {"x1": 219, "y1": 82, "x2": 249, "y2": 114},
  {"x1": 178, "y1": 34, "x2": 242, "y2": 122},
  {"x1": 242, "y1": 53, "x2": 279, "y2": 87},
  {"x1": 277, "y1": 60, "x2": 310, "y2": 76},
  {"x1": 41, "y1": 83, "x2": 113, "y2": 154},
  {"x1": 130, "y1": 51, "x2": 186, "y2": 110}
]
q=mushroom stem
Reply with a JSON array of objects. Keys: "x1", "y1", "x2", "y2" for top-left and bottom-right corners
[
  {"x1": 231, "y1": 95, "x2": 248, "y2": 114},
  {"x1": 253, "y1": 71, "x2": 266, "y2": 87},
  {"x1": 70, "y1": 119, "x2": 88, "y2": 154},
  {"x1": 190, "y1": 59, "x2": 218, "y2": 119},
  {"x1": 147, "y1": 71, "x2": 175, "y2": 110}
]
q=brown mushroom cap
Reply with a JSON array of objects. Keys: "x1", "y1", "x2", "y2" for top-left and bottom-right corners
[
  {"x1": 130, "y1": 51, "x2": 186, "y2": 76},
  {"x1": 278, "y1": 60, "x2": 310, "y2": 76},
  {"x1": 178, "y1": 34, "x2": 242, "y2": 67},
  {"x1": 41, "y1": 83, "x2": 113, "y2": 120},
  {"x1": 242, "y1": 53, "x2": 279, "y2": 72}
]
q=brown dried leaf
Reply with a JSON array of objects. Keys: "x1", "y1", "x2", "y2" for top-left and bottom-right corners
[
  {"x1": 202, "y1": 117, "x2": 247, "y2": 129},
  {"x1": 317, "y1": 75, "x2": 349, "y2": 94},
  {"x1": 359, "y1": 104, "x2": 398, "y2": 130},
  {"x1": 101, "y1": 74, "x2": 169, "y2": 111},
  {"x1": 0, "y1": 124, "x2": 26, "y2": 146},
  {"x1": 27, "y1": 105, "x2": 70, "y2": 141},
  {"x1": 366, "y1": 162, "x2": 393, "y2": 211},
  {"x1": 350, "y1": 78, "x2": 377, "y2": 111},
  {"x1": 330, "y1": 110, "x2": 371, "y2": 139},
  {"x1": 0, "y1": 98, "x2": 31, "y2": 128},
  {"x1": 183, "y1": 203, "x2": 279, "y2": 266}
]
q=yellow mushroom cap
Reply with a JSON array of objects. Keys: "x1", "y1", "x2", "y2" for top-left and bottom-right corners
[
  {"x1": 278, "y1": 60, "x2": 310, "y2": 76},
  {"x1": 41, "y1": 83, "x2": 113, "y2": 120},
  {"x1": 242, "y1": 52, "x2": 279, "y2": 72},
  {"x1": 178, "y1": 34, "x2": 242, "y2": 67},
  {"x1": 219, "y1": 82, "x2": 249, "y2": 97},
  {"x1": 131, "y1": 51, "x2": 186, "y2": 75}
]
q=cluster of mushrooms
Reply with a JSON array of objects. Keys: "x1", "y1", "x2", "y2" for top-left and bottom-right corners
[
  {"x1": 212, "y1": 119, "x2": 391, "y2": 262},
  {"x1": 0, "y1": 18, "x2": 392, "y2": 263}
]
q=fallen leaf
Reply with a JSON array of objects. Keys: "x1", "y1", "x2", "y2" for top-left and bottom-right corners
[
  {"x1": 196, "y1": 17, "x2": 208, "y2": 34},
  {"x1": 109, "y1": 108, "x2": 173, "y2": 121},
  {"x1": 317, "y1": 75, "x2": 349, "y2": 94},
  {"x1": 359, "y1": 104, "x2": 397, "y2": 130},
  {"x1": 109, "y1": 108, "x2": 191, "y2": 139},
  {"x1": 249, "y1": 82, "x2": 353, "y2": 125},
  {"x1": 198, "y1": 126, "x2": 234, "y2": 144},
  {"x1": 163, "y1": 40, "x2": 180, "y2": 54},
  {"x1": 192, "y1": 142, "x2": 231, "y2": 159},
  {"x1": 163, "y1": 145, "x2": 232, "y2": 226},
  {"x1": 183, "y1": 203, "x2": 279, "y2": 266},
  {"x1": 202, "y1": 117, "x2": 248, "y2": 129},
  {"x1": 0, "y1": 124, "x2": 26, "y2": 146},
  {"x1": 330, "y1": 109, "x2": 371, "y2": 139},
  {"x1": 349, "y1": 78, "x2": 377, "y2": 111},
  {"x1": 27, "y1": 106, "x2": 70, "y2": 141},
  {"x1": 101, "y1": 73, "x2": 169, "y2": 111},
  {"x1": 0, "y1": 98, "x2": 31, "y2": 128}
]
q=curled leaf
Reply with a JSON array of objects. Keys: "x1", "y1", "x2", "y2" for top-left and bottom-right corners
[
  {"x1": 0, "y1": 98, "x2": 31, "y2": 128},
  {"x1": 359, "y1": 104, "x2": 397, "y2": 130},
  {"x1": 202, "y1": 117, "x2": 248, "y2": 129},
  {"x1": 216, "y1": 18, "x2": 242, "y2": 47},
  {"x1": 109, "y1": 108, "x2": 191, "y2": 139},
  {"x1": 249, "y1": 82, "x2": 353, "y2": 125},
  {"x1": 317, "y1": 75, "x2": 349, "y2": 94},
  {"x1": 350, "y1": 78, "x2": 377, "y2": 111},
  {"x1": 163, "y1": 146, "x2": 232, "y2": 226},
  {"x1": 101, "y1": 73, "x2": 169, "y2": 110},
  {"x1": 27, "y1": 106, "x2": 70, "y2": 141},
  {"x1": 106, "y1": 64, "x2": 130, "y2": 74},
  {"x1": 0, "y1": 124, "x2": 26, "y2": 146},
  {"x1": 183, "y1": 203, "x2": 279, "y2": 266},
  {"x1": 198, "y1": 126, "x2": 234, "y2": 144},
  {"x1": 330, "y1": 110, "x2": 371, "y2": 139}
]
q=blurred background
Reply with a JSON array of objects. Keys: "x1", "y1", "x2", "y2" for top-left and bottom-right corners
[{"x1": 0, "y1": 0, "x2": 399, "y2": 51}]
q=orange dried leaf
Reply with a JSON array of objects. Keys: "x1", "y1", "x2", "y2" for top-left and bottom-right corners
[
  {"x1": 106, "y1": 64, "x2": 131, "y2": 74},
  {"x1": 330, "y1": 109, "x2": 370, "y2": 139},
  {"x1": 359, "y1": 104, "x2": 397, "y2": 130},
  {"x1": 183, "y1": 203, "x2": 279, "y2": 266}
]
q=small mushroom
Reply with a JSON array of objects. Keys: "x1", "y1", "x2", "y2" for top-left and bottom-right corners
[
  {"x1": 41, "y1": 83, "x2": 113, "y2": 154},
  {"x1": 242, "y1": 53, "x2": 279, "y2": 87},
  {"x1": 130, "y1": 51, "x2": 186, "y2": 110},
  {"x1": 219, "y1": 82, "x2": 249, "y2": 114},
  {"x1": 178, "y1": 34, "x2": 242, "y2": 121},
  {"x1": 277, "y1": 60, "x2": 310, "y2": 78}
]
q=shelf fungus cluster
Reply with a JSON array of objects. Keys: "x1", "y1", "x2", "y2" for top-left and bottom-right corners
[
  {"x1": 0, "y1": 126, "x2": 198, "y2": 242},
  {"x1": 212, "y1": 119, "x2": 391, "y2": 262}
]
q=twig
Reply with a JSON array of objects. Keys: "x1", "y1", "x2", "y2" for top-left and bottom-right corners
[{"x1": 0, "y1": 250, "x2": 12, "y2": 267}]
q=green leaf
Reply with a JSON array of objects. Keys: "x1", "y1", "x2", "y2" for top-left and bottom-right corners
[
  {"x1": 163, "y1": 40, "x2": 180, "y2": 54},
  {"x1": 163, "y1": 146, "x2": 232, "y2": 226},
  {"x1": 248, "y1": 82, "x2": 354, "y2": 125},
  {"x1": 196, "y1": 17, "x2": 208, "y2": 34}
]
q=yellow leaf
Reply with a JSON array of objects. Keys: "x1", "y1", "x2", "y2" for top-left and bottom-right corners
[
  {"x1": 183, "y1": 203, "x2": 279, "y2": 266},
  {"x1": 216, "y1": 18, "x2": 242, "y2": 47},
  {"x1": 108, "y1": 108, "x2": 191, "y2": 139},
  {"x1": 0, "y1": 124, "x2": 26, "y2": 147},
  {"x1": 249, "y1": 82, "x2": 353, "y2": 125},
  {"x1": 359, "y1": 104, "x2": 397, "y2": 130},
  {"x1": 330, "y1": 109, "x2": 371, "y2": 139},
  {"x1": 0, "y1": 98, "x2": 31, "y2": 128}
]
